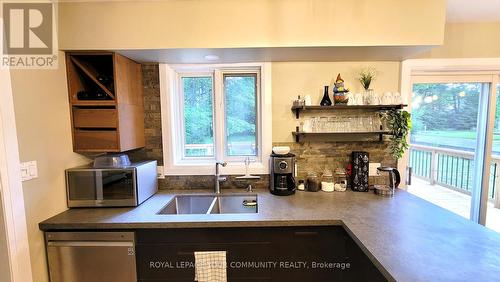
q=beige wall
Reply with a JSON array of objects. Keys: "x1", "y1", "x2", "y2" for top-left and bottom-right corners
[
  {"x1": 10, "y1": 53, "x2": 90, "y2": 282},
  {"x1": 59, "y1": 0, "x2": 445, "y2": 50},
  {"x1": 272, "y1": 61, "x2": 401, "y2": 142},
  {"x1": 416, "y1": 22, "x2": 500, "y2": 58}
]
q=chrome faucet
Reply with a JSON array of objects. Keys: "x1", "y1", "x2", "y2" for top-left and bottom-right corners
[{"x1": 215, "y1": 161, "x2": 227, "y2": 194}]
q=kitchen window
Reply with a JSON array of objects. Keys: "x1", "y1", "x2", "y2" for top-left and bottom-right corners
[{"x1": 159, "y1": 63, "x2": 272, "y2": 175}]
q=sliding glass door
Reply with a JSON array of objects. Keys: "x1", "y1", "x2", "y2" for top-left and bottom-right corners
[
  {"x1": 406, "y1": 74, "x2": 497, "y2": 231},
  {"x1": 408, "y1": 81, "x2": 485, "y2": 219}
]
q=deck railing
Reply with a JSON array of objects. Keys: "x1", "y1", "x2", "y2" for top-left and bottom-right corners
[
  {"x1": 409, "y1": 144, "x2": 500, "y2": 207},
  {"x1": 185, "y1": 142, "x2": 256, "y2": 157}
]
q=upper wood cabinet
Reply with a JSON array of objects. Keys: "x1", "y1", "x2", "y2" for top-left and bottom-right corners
[{"x1": 65, "y1": 52, "x2": 145, "y2": 153}]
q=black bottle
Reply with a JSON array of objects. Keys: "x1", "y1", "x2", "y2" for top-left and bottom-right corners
[{"x1": 320, "y1": 85, "x2": 332, "y2": 106}]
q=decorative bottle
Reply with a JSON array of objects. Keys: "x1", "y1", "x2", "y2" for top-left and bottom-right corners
[{"x1": 320, "y1": 86, "x2": 332, "y2": 106}]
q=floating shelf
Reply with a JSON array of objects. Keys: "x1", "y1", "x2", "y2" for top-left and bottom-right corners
[
  {"x1": 292, "y1": 130, "x2": 391, "y2": 143},
  {"x1": 291, "y1": 104, "x2": 407, "y2": 119},
  {"x1": 71, "y1": 100, "x2": 117, "y2": 106}
]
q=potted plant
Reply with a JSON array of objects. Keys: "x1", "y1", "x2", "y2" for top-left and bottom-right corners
[
  {"x1": 358, "y1": 67, "x2": 377, "y2": 91},
  {"x1": 358, "y1": 67, "x2": 377, "y2": 104},
  {"x1": 382, "y1": 109, "x2": 412, "y2": 160}
]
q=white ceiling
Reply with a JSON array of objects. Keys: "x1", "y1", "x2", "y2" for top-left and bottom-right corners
[{"x1": 447, "y1": 0, "x2": 500, "y2": 22}]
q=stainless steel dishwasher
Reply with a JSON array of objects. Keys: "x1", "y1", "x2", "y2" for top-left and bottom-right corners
[{"x1": 45, "y1": 232, "x2": 136, "y2": 282}]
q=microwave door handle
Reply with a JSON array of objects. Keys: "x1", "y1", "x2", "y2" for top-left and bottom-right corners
[{"x1": 95, "y1": 171, "x2": 104, "y2": 200}]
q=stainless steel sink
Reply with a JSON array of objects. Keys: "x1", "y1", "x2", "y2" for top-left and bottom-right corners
[
  {"x1": 157, "y1": 194, "x2": 258, "y2": 215},
  {"x1": 157, "y1": 195, "x2": 215, "y2": 214},
  {"x1": 209, "y1": 195, "x2": 258, "y2": 214}
]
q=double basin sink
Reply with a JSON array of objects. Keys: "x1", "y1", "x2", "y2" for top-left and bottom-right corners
[{"x1": 158, "y1": 194, "x2": 258, "y2": 215}]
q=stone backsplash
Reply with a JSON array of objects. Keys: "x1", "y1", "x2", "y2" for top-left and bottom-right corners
[
  {"x1": 129, "y1": 64, "x2": 397, "y2": 190},
  {"x1": 274, "y1": 141, "x2": 396, "y2": 185}
]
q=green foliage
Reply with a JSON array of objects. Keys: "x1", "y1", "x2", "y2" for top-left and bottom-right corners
[
  {"x1": 383, "y1": 109, "x2": 411, "y2": 160},
  {"x1": 183, "y1": 77, "x2": 214, "y2": 144},
  {"x1": 411, "y1": 83, "x2": 481, "y2": 132},
  {"x1": 182, "y1": 75, "x2": 257, "y2": 147},
  {"x1": 358, "y1": 67, "x2": 377, "y2": 90},
  {"x1": 224, "y1": 76, "x2": 257, "y2": 140}
]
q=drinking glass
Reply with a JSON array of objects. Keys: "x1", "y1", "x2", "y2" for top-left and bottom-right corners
[
  {"x1": 373, "y1": 114, "x2": 382, "y2": 131},
  {"x1": 311, "y1": 117, "x2": 318, "y2": 132},
  {"x1": 393, "y1": 92, "x2": 402, "y2": 104},
  {"x1": 327, "y1": 117, "x2": 335, "y2": 132},
  {"x1": 356, "y1": 117, "x2": 364, "y2": 132},
  {"x1": 346, "y1": 93, "x2": 354, "y2": 106},
  {"x1": 364, "y1": 116, "x2": 374, "y2": 132},
  {"x1": 340, "y1": 117, "x2": 346, "y2": 132},
  {"x1": 364, "y1": 89, "x2": 375, "y2": 105},
  {"x1": 303, "y1": 119, "x2": 312, "y2": 132},
  {"x1": 347, "y1": 117, "x2": 354, "y2": 132},
  {"x1": 319, "y1": 117, "x2": 328, "y2": 132},
  {"x1": 355, "y1": 93, "x2": 364, "y2": 105}
]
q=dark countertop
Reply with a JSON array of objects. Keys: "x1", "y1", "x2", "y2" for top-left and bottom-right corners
[{"x1": 39, "y1": 189, "x2": 500, "y2": 282}]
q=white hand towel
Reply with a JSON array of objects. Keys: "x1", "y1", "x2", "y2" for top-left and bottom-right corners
[{"x1": 194, "y1": 251, "x2": 227, "y2": 282}]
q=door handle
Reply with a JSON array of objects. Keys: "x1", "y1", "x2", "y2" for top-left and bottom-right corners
[
  {"x1": 48, "y1": 241, "x2": 133, "y2": 247},
  {"x1": 293, "y1": 231, "x2": 319, "y2": 236},
  {"x1": 407, "y1": 166, "x2": 412, "y2": 185}
]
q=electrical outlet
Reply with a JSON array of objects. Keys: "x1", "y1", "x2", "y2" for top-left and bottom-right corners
[
  {"x1": 157, "y1": 165, "x2": 165, "y2": 179},
  {"x1": 20, "y1": 161, "x2": 38, "y2": 181},
  {"x1": 369, "y1": 163, "x2": 381, "y2": 176}
]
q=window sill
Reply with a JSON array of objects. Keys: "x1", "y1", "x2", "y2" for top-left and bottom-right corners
[{"x1": 163, "y1": 161, "x2": 269, "y2": 176}]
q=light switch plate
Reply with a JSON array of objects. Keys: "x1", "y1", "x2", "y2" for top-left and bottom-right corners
[
  {"x1": 369, "y1": 163, "x2": 381, "y2": 176},
  {"x1": 20, "y1": 161, "x2": 38, "y2": 181},
  {"x1": 157, "y1": 166, "x2": 165, "y2": 179}
]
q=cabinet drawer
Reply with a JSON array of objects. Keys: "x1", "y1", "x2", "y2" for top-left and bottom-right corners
[
  {"x1": 73, "y1": 107, "x2": 117, "y2": 128},
  {"x1": 74, "y1": 130, "x2": 118, "y2": 151}
]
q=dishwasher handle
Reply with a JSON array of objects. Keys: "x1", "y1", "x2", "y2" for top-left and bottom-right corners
[{"x1": 48, "y1": 241, "x2": 134, "y2": 247}]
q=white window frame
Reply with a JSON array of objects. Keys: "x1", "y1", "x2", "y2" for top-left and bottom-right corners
[{"x1": 160, "y1": 63, "x2": 272, "y2": 175}]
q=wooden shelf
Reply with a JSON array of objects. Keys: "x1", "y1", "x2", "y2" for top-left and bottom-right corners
[
  {"x1": 71, "y1": 100, "x2": 117, "y2": 106},
  {"x1": 291, "y1": 104, "x2": 407, "y2": 118},
  {"x1": 292, "y1": 131, "x2": 391, "y2": 142},
  {"x1": 70, "y1": 56, "x2": 116, "y2": 100}
]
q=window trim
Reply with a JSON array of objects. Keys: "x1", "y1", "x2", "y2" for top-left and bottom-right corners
[{"x1": 159, "y1": 63, "x2": 272, "y2": 175}]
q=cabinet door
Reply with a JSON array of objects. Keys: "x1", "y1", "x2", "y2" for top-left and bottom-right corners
[
  {"x1": 269, "y1": 226, "x2": 347, "y2": 281},
  {"x1": 343, "y1": 235, "x2": 387, "y2": 282},
  {"x1": 136, "y1": 229, "x2": 273, "y2": 281},
  {"x1": 137, "y1": 242, "x2": 273, "y2": 281}
]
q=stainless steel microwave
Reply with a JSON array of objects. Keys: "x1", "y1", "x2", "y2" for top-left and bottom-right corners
[{"x1": 65, "y1": 160, "x2": 157, "y2": 207}]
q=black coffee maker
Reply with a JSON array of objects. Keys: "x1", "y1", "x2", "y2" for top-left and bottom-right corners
[{"x1": 269, "y1": 153, "x2": 296, "y2": 196}]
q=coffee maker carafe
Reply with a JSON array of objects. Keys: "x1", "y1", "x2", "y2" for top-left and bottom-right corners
[
  {"x1": 374, "y1": 166, "x2": 401, "y2": 196},
  {"x1": 269, "y1": 153, "x2": 296, "y2": 196}
]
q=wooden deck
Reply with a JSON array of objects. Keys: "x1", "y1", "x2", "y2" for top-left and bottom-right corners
[{"x1": 407, "y1": 178, "x2": 500, "y2": 233}]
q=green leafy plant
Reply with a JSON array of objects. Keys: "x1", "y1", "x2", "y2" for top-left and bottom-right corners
[
  {"x1": 358, "y1": 67, "x2": 377, "y2": 90},
  {"x1": 382, "y1": 109, "x2": 412, "y2": 160}
]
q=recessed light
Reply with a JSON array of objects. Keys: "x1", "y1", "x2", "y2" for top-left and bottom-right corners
[{"x1": 204, "y1": 54, "x2": 220, "y2": 61}]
